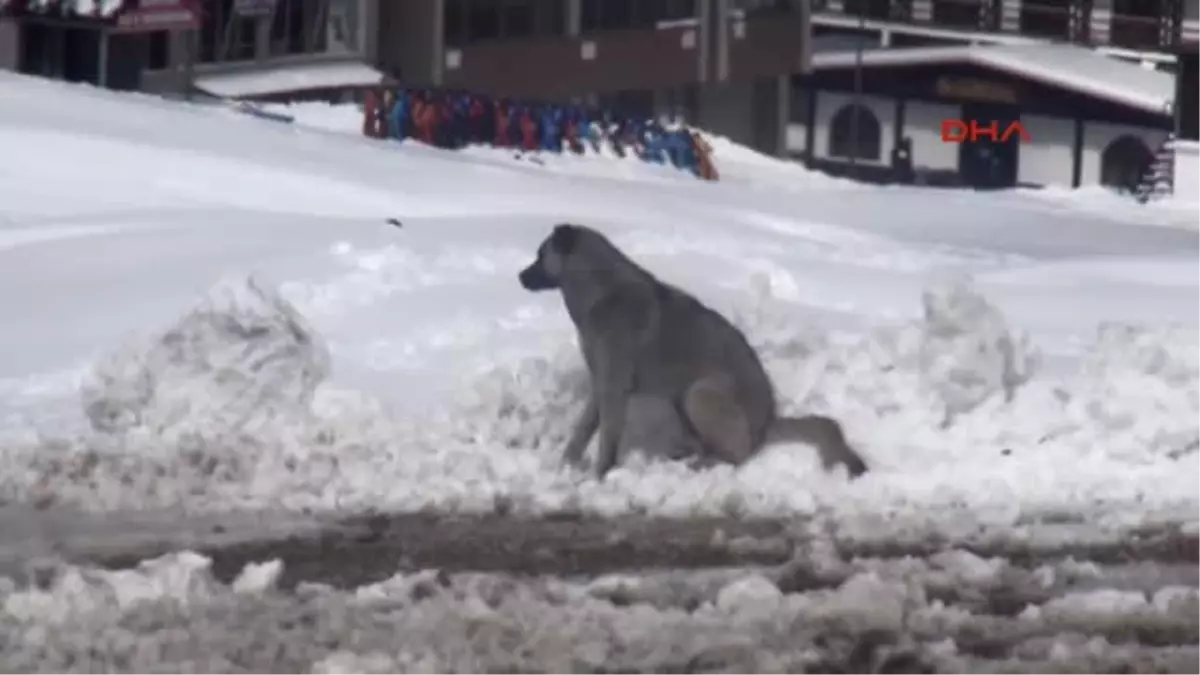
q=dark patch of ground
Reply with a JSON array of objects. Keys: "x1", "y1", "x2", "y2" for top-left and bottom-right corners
[
  {"x1": 15, "y1": 511, "x2": 1199, "y2": 674},
  {"x1": 87, "y1": 510, "x2": 1198, "y2": 590}
]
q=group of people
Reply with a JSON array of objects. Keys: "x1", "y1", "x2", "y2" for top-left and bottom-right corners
[{"x1": 362, "y1": 88, "x2": 718, "y2": 181}]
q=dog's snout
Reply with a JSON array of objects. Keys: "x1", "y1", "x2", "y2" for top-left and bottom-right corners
[{"x1": 519, "y1": 263, "x2": 552, "y2": 291}]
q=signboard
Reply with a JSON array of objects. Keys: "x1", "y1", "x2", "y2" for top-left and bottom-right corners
[
  {"x1": 234, "y1": 0, "x2": 279, "y2": 17},
  {"x1": 935, "y1": 76, "x2": 1019, "y2": 105},
  {"x1": 114, "y1": 0, "x2": 201, "y2": 32}
]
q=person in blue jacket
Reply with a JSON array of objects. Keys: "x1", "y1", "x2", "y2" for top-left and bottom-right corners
[
  {"x1": 641, "y1": 120, "x2": 668, "y2": 164},
  {"x1": 541, "y1": 106, "x2": 562, "y2": 153},
  {"x1": 389, "y1": 89, "x2": 411, "y2": 141}
]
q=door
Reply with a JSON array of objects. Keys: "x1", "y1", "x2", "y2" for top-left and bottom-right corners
[{"x1": 957, "y1": 102, "x2": 1021, "y2": 189}]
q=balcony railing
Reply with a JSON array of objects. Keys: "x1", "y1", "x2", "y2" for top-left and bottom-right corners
[{"x1": 815, "y1": 0, "x2": 1186, "y2": 50}]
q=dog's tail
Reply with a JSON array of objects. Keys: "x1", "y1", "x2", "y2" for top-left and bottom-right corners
[{"x1": 766, "y1": 415, "x2": 868, "y2": 479}]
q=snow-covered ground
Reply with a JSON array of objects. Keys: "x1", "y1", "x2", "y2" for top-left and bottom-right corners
[
  {"x1": 0, "y1": 76, "x2": 1196, "y2": 671},
  {"x1": 7, "y1": 77, "x2": 1200, "y2": 530}
]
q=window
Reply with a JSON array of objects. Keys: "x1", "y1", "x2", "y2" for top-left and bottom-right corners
[
  {"x1": 828, "y1": 103, "x2": 882, "y2": 161},
  {"x1": 931, "y1": 0, "x2": 982, "y2": 29},
  {"x1": 841, "y1": 0, "x2": 892, "y2": 20},
  {"x1": 1110, "y1": 0, "x2": 1169, "y2": 49},
  {"x1": 467, "y1": 0, "x2": 501, "y2": 41},
  {"x1": 502, "y1": 0, "x2": 534, "y2": 37},
  {"x1": 1100, "y1": 135, "x2": 1155, "y2": 192},
  {"x1": 1019, "y1": 0, "x2": 1071, "y2": 39},
  {"x1": 147, "y1": 30, "x2": 170, "y2": 70},
  {"x1": 444, "y1": 0, "x2": 467, "y2": 46},
  {"x1": 581, "y1": 0, "x2": 694, "y2": 32}
]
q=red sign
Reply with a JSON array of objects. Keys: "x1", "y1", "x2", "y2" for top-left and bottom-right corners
[
  {"x1": 941, "y1": 119, "x2": 1031, "y2": 144},
  {"x1": 114, "y1": 0, "x2": 201, "y2": 32}
]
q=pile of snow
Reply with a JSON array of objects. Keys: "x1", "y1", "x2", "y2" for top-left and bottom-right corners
[
  {"x1": 918, "y1": 274, "x2": 1039, "y2": 426},
  {"x1": 81, "y1": 276, "x2": 329, "y2": 443}
]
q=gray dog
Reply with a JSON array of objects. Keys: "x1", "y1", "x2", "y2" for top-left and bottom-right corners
[{"x1": 519, "y1": 223, "x2": 868, "y2": 480}]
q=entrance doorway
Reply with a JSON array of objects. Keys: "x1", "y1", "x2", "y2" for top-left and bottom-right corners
[{"x1": 957, "y1": 102, "x2": 1021, "y2": 189}]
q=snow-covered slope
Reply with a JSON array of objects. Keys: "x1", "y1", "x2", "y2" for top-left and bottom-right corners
[{"x1": 0, "y1": 72, "x2": 1196, "y2": 533}]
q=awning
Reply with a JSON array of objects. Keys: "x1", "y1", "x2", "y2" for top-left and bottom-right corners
[
  {"x1": 112, "y1": 0, "x2": 201, "y2": 33},
  {"x1": 193, "y1": 60, "x2": 387, "y2": 99},
  {"x1": 0, "y1": 1, "x2": 200, "y2": 31}
]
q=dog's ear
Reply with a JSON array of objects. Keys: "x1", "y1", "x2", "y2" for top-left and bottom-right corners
[{"x1": 550, "y1": 223, "x2": 580, "y2": 255}]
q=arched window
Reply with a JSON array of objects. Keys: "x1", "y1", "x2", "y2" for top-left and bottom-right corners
[
  {"x1": 1099, "y1": 134, "x2": 1155, "y2": 192},
  {"x1": 828, "y1": 104, "x2": 882, "y2": 161}
]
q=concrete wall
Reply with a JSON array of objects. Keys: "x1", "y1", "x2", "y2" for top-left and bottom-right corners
[
  {"x1": 0, "y1": 18, "x2": 19, "y2": 72},
  {"x1": 1017, "y1": 114, "x2": 1076, "y2": 187},
  {"x1": 1171, "y1": 139, "x2": 1199, "y2": 204},
  {"x1": 905, "y1": 99, "x2": 959, "y2": 172}
]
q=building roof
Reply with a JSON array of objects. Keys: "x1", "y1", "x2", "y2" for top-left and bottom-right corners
[
  {"x1": 193, "y1": 60, "x2": 385, "y2": 99},
  {"x1": 811, "y1": 43, "x2": 1175, "y2": 115}
]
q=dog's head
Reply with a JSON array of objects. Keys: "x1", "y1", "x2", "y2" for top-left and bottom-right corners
[{"x1": 518, "y1": 223, "x2": 584, "y2": 292}]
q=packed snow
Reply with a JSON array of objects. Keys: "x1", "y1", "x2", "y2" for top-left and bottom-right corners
[{"x1": 0, "y1": 74, "x2": 1197, "y2": 538}]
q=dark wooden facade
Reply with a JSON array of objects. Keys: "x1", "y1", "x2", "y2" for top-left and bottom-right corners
[
  {"x1": 441, "y1": 24, "x2": 701, "y2": 99},
  {"x1": 378, "y1": 0, "x2": 809, "y2": 102}
]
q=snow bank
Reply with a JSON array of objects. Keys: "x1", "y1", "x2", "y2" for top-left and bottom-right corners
[
  {"x1": 81, "y1": 275, "x2": 329, "y2": 444},
  {"x1": 919, "y1": 274, "x2": 1039, "y2": 425},
  {"x1": 2, "y1": 270, "x2": 1192, "y2": 537}
]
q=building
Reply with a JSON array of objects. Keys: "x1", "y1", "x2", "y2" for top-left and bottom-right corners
[
  {"x1": 794, "y1": 42, "x2": 1174, "y2": 191},
  {"x1": 372, "y1": 0, "x2": 812, "y2": 156},
  {"x1": 0, "y1": 1, "x2": 387, "y2": 101},
  {"x1": 1170, "y1": 41, "x2": 1198, "y2": 203},
  {"x1": 1, "y1": 1, "x2": 813, "y2": 157},
  {"x1": 811, "y1": 0, "x2": 1199, "y2": 69}
]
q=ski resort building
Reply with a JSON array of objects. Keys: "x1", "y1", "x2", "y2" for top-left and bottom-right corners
[
  {"x1": 0, "y1": 0, "x2": 814, "y2": 158},
  {"x1": 0, "y1": 1, "x2": 385, "y2": 100},
  {"x1": 372, "y1": 0, "x2": 811, "y2": 158},
  {"x1": 792, "y1": 43, "x2": 1175, "y2": 191}
]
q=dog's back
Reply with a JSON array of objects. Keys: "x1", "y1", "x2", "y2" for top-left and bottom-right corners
[{"x1": 627, "y1": 273, "x2": 778, "y2": 448}]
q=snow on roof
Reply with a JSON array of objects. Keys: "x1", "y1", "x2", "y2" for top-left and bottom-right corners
[
  {"x1": 810, "y1": 43, "x2": 1174, "y2": 115},
  {"x1": 193, "y1": 60, "x2": 385, "y2": 99},
  {"x1": 4, "y1": 0, "x2": 125, "y2": 16}
]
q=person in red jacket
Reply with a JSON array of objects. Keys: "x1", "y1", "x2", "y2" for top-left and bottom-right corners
[
  {"x1": 519, "y1": 107, "x2": 537, "y2": 151},
  {"x1": 494, "y1": 102, "x2": 510, "y2": 148}
]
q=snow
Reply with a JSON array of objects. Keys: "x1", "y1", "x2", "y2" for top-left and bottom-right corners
[
  {"x1": 193, "y1": 60, "x2": 385, "y2": 99},
  {"x1": 0, "y1": 70, "x2": 1195, "y2": 527},
  {"x1": 811, "y1": 43, "x2": 1174, "y2": 114}
]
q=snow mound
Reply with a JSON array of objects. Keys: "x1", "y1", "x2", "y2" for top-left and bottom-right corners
[
  {"x1": 919, "y1": 274, "x2": 1040, "y2": 425},
  {"x1": 80, "y1": 275, "x2": 330, "y2": 443}
]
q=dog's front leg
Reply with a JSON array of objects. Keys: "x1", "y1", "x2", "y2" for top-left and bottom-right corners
[
  {"x1": 562, "y1": 393, "x2": 599, "y2": 468},
  {"x1": 593, "y1": 351, "x2": 635, "y2": 480}
]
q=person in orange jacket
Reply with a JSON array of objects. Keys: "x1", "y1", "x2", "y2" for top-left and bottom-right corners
[{"x1": 689, "y1": 130, "x2": 719, "y2": 181}]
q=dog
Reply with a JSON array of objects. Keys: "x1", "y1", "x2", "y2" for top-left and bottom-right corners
[{"x1": 518, "y1": 223, "x2": 868, "y2": 480}]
